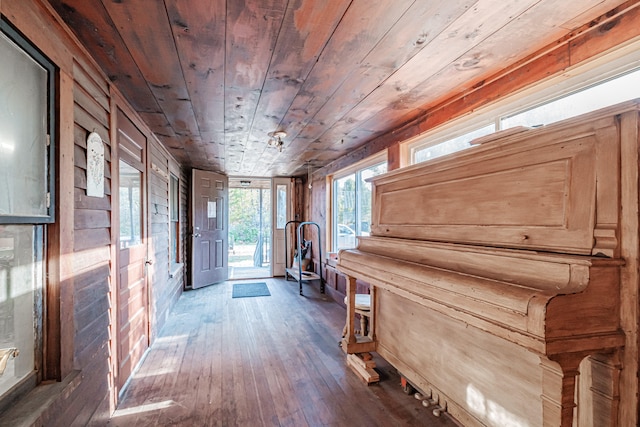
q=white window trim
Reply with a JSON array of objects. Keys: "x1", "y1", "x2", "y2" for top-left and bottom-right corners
[
  {"x1": 331, "y1": 150, "x2": 387, "y2": 181},
  {"x1": 404, "y1": 40, "x2": 640, "y2": 166},
  {"x1": 168, "y1": 172, "x2": 183, "y2": 278},
  {"x1": 328, "y1": 150, "x2": 388, "y2": 253}
]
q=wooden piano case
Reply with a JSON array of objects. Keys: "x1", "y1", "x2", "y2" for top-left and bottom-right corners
[{"x1": 338, "y1": 101, "x2": 640, "y2": 426}]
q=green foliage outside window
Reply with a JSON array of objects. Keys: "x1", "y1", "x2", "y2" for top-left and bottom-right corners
[{"x1": 229, "y1": 188, "x2": 271, "y2": 244}]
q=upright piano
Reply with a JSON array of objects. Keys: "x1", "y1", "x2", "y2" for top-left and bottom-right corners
[{"x1": 337, "y1": 102, "x2": 640, "y2": 426}]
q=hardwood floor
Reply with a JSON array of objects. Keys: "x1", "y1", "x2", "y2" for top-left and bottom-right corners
[{"x1": 108, "y1": 278, "x2": 460, "y2": 426}]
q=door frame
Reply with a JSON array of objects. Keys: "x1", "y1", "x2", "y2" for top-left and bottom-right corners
[
  {"x1": 272, "y1": 177, "x2": 293, "y2": 276},
  {"x1": 190, "y1": 169, "x2": 229, "y2": 288},
  {"x1": 110, "y1": 98, "x2": 151, "y2": 402},
  {"x1": 226, "y1": 177, "x2": 273, "y2": 280}
]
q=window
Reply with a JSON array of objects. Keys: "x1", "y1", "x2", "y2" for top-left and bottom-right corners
[
  {"x1": 0, "y1": 18, "x2": 55, "y2": 406},
  {"x1": 412, "y1": 123, "x2": 495, "y2": 164},
  {"x1": 502, "y1": 68, "x2": 640, "y2": 129},
  {"x1": 276, "y1": 184, "x2": 287, "y2": 229},
  {"x1": 406, "y1": 49, "x2": 640, "y2": 165},
  {"x1": 119, "y1": 160, "x2": 142, "y2": 249},
  {"x1": 331, "y1": 154, "x2": 387, "y2": 251},
  {"x1": 169, "y1": 174, "x2": 180, "y2": 268},
  {"x1": 0, "y1": 225, "x2": 44, "y2": 400},
  {"x1": 0, "y1": 21, "x2": 55, "y2": 223}
]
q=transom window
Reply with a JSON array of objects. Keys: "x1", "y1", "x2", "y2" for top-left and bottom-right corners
[
  {"x1": 412, "y1": 123, "x2": 495, "y2": 164},
  {"x1": 407, "y1": 62, "x2": 640, "y2": 165},
  {"x1": 502, "y1": 68, "x2": 640, "y2": 129}
]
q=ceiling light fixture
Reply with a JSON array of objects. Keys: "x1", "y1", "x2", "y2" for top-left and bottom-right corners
[
  {"x1": 267, "y1": 131, "x2": 286, "y2": 152},
  {"x1": 240, "y1": 180, "x2": 251, "y2": 187}
]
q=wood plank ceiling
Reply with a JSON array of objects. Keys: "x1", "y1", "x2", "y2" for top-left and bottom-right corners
[{"x1": 47, "y1": 0, "x2": 627, "y2": 177}]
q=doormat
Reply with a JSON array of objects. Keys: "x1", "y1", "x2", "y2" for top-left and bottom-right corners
[{"x1": 232, "y1": 282, "x2": 270, "y2": 298}]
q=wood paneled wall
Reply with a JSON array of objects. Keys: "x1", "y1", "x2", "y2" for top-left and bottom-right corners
[
  {"x1": 148, "y1": 139, "x2": 186, "y2": 341},
  {"x1": 309, "y1": 4, "x2": 640, "y2": 426},
  {"x1": 68, "y1": 57, "x2": 113, "y2": 425},
  {"x1": 315, "y1": 2, "x2": 640, "y2": 178},
  {"x1": 0, "y1": 1, "x2": 187, "y2": 424}
]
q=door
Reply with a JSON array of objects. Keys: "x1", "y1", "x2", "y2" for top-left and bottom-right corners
[
  {"x1": 272, "y1": 177, "x2": 292, "y2": 276},
  {"x1": 116, "y1": 108, "x2": 148, "y2": 394},
  {"x1": 191, "y1": 169, "x2": 229, "y2": 288}
]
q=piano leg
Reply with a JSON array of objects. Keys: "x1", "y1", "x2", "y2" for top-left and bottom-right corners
[
  {"x1": 585, "y1": 352, "x2": 622, "y2": 427},
  {"x1": 541, "y1": 350, "x2": 623, "y2": 426},
  {"x1": 540, "y1": 354, "x2": 585, "y2": 427},
  {"x1": 367, "y1": 285, "x2": 376, "y2": 341},
  {"x1": 345, "y1": 275, "x2": 357, "y2": 346}
]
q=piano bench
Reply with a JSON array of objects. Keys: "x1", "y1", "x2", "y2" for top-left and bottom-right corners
[{"x1": 342, "y1": 294, "x2": 371, "y2": 337}]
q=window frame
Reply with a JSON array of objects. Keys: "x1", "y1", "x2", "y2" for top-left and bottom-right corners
[
  {"x1": 0, "y1": 18, "x2": 56, "y2": 224},
  {"x1": 0, "y1": 17, "x2": 56, "y2": 409},
  {"x1": 404, "y1": 45, "x2": 640, "y2": 166},
  {"x1": 169, "y1": 172, "x2": 181, "y2": 272},
  {"x1": 329, "y1": 151, "x2": 387, "y2": 252},
  {"x1": 410, "y1": 122, "x2": 496, "y2": 165}
]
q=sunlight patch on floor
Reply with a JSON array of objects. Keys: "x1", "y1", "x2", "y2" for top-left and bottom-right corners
[
  {"x1": 133, "y1": 367, "x2": 175, "y2": 379},
  {"x1": 112, "y1": 400, "x2": 177, "y2": 417}
]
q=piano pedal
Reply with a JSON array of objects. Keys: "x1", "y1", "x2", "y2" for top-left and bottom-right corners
[
  {"x1": 417, "y1": 394, "x2": 445, "y2": 416},
  {"x1": 403, "y1": 380, "x2": 446, "y2": 415}
]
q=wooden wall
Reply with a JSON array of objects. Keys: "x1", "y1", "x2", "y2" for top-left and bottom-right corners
[
  {"x1": 148, "y1": 138, "x2": 187, "y2": 341},
  {"x1": 309, "y1": 4, "x2": 640, "y2": 426},
  {"x1": 0, "y1": 0, "x2": 638, "y2": 425},
  {"x1": 0, "y1": 1, "x2": 187, "y2": 424},
  {"x1": 313, "y1": 1, "x2": 640, "y2": 178},
  {"x1": 68, "y1": 56, "x2": 113, "y2": 425}
]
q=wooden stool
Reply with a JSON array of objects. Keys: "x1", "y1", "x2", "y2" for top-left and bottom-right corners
[{"x1": 342, "y1": 294, "x2": 371, "y2": 338}]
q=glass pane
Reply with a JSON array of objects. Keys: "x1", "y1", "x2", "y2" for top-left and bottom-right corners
[
  {"x1": 0, "y1": 224, "x2": 42, "y2": 397},
  {"x1": 170, "y1": 222, "x2": 178, "y2": 265},
  {"x1": 0, "y1": 32, "x2": 48, "y2": 218},
  {"x1": 334, "y1": 174, "x2": 356, "y2": 250},
  {"x1": 119, "y1": 160, "x2": 142, "y2": 249},
  {"x1": 357, "y1": 162, "x2": 387, "y2": 237},
  {"x1": 228, "y1": 186, "x2": 271, "y2": 273},
  {"x1": 414, "y1": 123, "x2": 495, "y2": 164},
  {"x1": 169, "y1": 175, "x2": 179, "y2": 265},
  {"x1": 276, "y1": 184, "x2": 287, "y2": 229},
  {"x1": 261, "y1": 188, "x2": 272, "y2": 267},
  {"x1": 502, "y1": 68, "x2": 640, "y2": 129},
  {"x1": 170, "y1": 175, "x2": 179, "y2": 222}
]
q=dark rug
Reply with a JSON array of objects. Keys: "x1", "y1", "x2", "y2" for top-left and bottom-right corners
[{"x1": 232, "y1": 282, "x2": 270, "y2": 298}]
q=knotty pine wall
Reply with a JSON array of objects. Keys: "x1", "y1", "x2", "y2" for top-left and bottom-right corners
[
  {"x1": 0, "y1": 1, "x2": 187, "y2": 424},
  {"x1": 309, "y1": 3, "x2": 640, "y2": 426}
]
